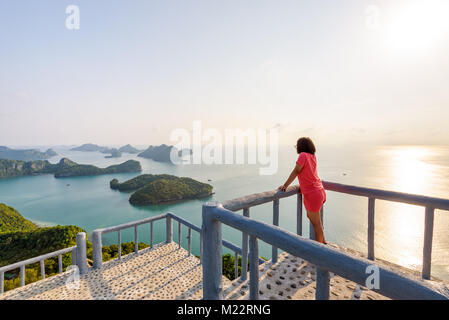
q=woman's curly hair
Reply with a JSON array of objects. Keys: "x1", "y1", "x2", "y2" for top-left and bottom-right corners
[{"x1": 296, "y1": 137, "x2": 316, "y2": 155}]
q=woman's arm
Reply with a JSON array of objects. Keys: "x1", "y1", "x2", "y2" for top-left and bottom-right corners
[{"x1": 278, "y1": 163, "x2": 302, "y2": 191}]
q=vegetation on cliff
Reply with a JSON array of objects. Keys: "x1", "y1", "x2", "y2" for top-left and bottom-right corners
[
  {"x1": 0, "y1": 146, "x2": 57, "y2": 161},
  {"x1": 111, "y1": 174, "x2": 213, "y2": 205},
  {"x1": 110, "y1": 174, "x2": 178, "y2": 191},
  {"x1": 0, "y1": 204, "x2": 38, "y2": 233}
]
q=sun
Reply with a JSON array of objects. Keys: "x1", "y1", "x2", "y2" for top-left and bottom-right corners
[{"x1": 381, "y1": 0, "x2": 449, "y2": 57}]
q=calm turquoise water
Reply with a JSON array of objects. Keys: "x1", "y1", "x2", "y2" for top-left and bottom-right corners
[{"x1": 1, "y1": 145, "x2": 449, "y2": 280}]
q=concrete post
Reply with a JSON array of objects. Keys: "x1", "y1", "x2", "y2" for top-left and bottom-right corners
[
  {"x1": 134, "y1": 225, "x2": 138, "y2": 254},
  {"x1": 422, "y1": 207, "x2": 435, "y2": 279},
  {"x1": 316, "y1": 267, "x2": 330, "y2": 300},
  {"x1": 272, "y1": 199, "x2": 279, "y2": 264},
  {"x1": 166, "y1": 216, "x2": 173, "y2": 243},
  {"x1": 297, "y1": 193, "x2": 303, "y2": 236},
  {"x1": 249, "y1": 235, "x2": 259, "y2": 300},
  {"x1": 241, "y1": 208, "x2": 250, "y2": 281},
  {"x1": 368, "y1": 198, "x2": 375, "y2": 260},
  {"x1": 92, "y1": 230, "x2": 103, "y2": 269},
  {"x1": 76, "y1": 232, "x2": 88, "y2": 275},
  {"x1": 202, "y1": 202, "x2": 223, "y2": 300}
]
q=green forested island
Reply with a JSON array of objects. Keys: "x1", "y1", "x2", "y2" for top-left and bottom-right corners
[
  {"x1": 0, "y1": 146, "x2": 57, "y2": 161},
  {"x1": 110, "y1": 174, "x2": 213, "y2": 205},
  {"x1": 0, "y1": 204, "x2": 38, "y2": 233},
  {"x1": 0, "y1": 158, "x2": 141, "y2": 179},
  {"x1": 137, "y1": 144, "x2": 176, "y2": 162}
]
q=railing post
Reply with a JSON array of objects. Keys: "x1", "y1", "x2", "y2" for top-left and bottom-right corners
[
  {"x1": 188, "y1": 228, "x2": 192, "y2": 256},
  {"x1": 166, "y1": 216, "x2": 173, "y2": 243},
  {"x1": 40, "y1": 260, "x2": 45, "y2": 279},
  {"x1": 234, "y1": 252, "x2": 239, "y2": 279},
  {"x1": 71, "y1": 248, "x2": 77, "y2": 265},
  {"x1": 118, "y1": 230, "x2": 122, "y2": 260},
  {"x1": 368, "y1": 197, "x2": 375, "y2": 260},
  {"x1": 241, "y1": 208, "x2": 250, "y2": 281},
  {"x1": 200, "y1": 231, "x2": 203, "y2": 264},
  {"x1": 272, "y1": 199, "x2": 279, "y2": 264},
  {"x1": 249, "y1": 235, "x2": 259, "y2": 300},
  {"x1": 20, "y1": 265, "x2": 25, "y2": 287},
  {"x1": 134, "y1": 225, "x2": 138, "y2": 254},
  {"x1": 150, "y1": 221, "x2": 153, "y2": 248},
  {"x1": 58, "y1": 254, "x2": 63, "y2": 273},
  {"x1": 178, "y1": 221, "x2": 182, "y2": 249},
  {"x1": 202, "y1": 202, "x2": 223, "y2": 300},
  {"x1": 316, "y1": 267, "x2": 330, "y2": 300},
  {"x1": 0, "y1": 272, "x2": 4, "y2": 294},
  {"x1": 92, "y1": 230, "x2": 103, "y2": 269},
  {"x1": 422, "y1": 207, "x2": 435, "y2": 279},
  {"x1": 297, "y1": 193, "x2": 303, "y2": 236},
  {"x1": 76, "y1": 232, "x2": 88, "y2": 275}
]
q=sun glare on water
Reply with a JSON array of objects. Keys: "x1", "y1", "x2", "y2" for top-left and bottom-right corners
[{"x1": 376, "y1": 146, "x2": 439, "y2": 269}]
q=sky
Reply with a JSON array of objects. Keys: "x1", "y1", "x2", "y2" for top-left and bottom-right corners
[{"x1": 0, "y1": 0, "x2": 449, "y2": 147}]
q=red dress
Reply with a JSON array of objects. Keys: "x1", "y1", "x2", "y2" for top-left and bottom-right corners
[{"x1": 296, "y1": 152, "x2": 326, "y2": 212}]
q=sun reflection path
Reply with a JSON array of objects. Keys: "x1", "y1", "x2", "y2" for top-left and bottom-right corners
[{"x1": 375, "y1": 146, "x2": 442, "y2": 270}]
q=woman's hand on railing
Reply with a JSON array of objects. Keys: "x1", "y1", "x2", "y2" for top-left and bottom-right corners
[{"x1": 278, "y1": 185, "x2": 287, "y2": 192}]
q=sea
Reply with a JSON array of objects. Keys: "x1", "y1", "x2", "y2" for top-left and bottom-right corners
[{"x1": 1, "y1": 144, "x2": 448, "y2": 281}]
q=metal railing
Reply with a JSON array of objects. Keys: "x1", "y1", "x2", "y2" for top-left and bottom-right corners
[
  {"x1": 202, "y1": 202, "x2": 449, "y2": 300},
  {"x1": 0, "y1": 232, "x2": 87, "y2": 294},
  {"x1": 91, "y1": 212, "x2": 264, "y2": 273},
  {"x1": 222, "y1": 182, "x2": 449, "y2": 280}
]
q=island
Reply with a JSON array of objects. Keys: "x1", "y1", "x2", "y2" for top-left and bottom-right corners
[
  {"x1": 104, "y1": 148, "x2": 122, "y2": 158},
  {"x1": 0, "y1": 158, "x2": 142, "y2": 179},
  {"x1": 110, "y1": 174, "x2": 213, "y2": 205},
  {"x1": 118, "y1": 144, "x2": 141, "y2": 154},
  {"x1": 137, "y1": 144, "x2": 192, "y2": 163},
  {"x1": 0, "y1": 146, "x2": 58, "y2": 161},
  {"x1": 70, "y1": 143, "x2": 109, "y2": 152}
]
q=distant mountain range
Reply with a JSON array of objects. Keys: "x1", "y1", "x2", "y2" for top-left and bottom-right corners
[
  {"x1": 0, "y1": 146, "x2": 57, "y2": 161},
  {"x1": 70, "y1": 143, "x2": 189, "y2": 163},
  {"x1": 70, "y1": 143, "x2": 142, "y2": 158},
  {"x1": 0, "y1": 158, "x2": 141, "y2": 179}
]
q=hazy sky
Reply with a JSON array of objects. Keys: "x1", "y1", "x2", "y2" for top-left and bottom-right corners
[{"x1": 1, "y1": 0, "x2": 448, "y2": 147}]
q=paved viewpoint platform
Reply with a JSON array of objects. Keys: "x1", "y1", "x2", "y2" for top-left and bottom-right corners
[
  {"x1": 1, "y1": 241, "x2": 444, "y2": 300},
  {"x1": 1, "y1": 242, "x2": 231, "y2": 300}
]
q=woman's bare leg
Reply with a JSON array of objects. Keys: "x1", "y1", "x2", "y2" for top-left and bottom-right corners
[{"x1": 307, "y1": 211, "x2": 326, "y2": 244}]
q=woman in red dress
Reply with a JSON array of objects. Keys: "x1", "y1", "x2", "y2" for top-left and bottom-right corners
[{"x1": 278, "y1": 137, "x2": 327, "y2": 244}]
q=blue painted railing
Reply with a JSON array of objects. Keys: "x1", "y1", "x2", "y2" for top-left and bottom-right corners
[
  {"x1": 91, "y1": 212, "x2": 264, "y2": 275},
  {"x1": 202, "y1": 202, "x2": 449, "y2": 300},
  {"x1": 222, "y1": 182, "x2": 449, "y2": 280}
]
